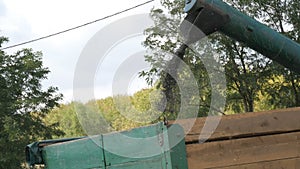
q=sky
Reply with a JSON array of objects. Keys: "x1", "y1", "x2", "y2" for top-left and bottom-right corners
[{"x1": 0, "y1": 0, "x2": 160, "y2": 103}]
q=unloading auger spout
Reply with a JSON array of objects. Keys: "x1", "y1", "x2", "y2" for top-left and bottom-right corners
[{"x1": 180, "y1": 0, "x2": 300, "y2": 74}]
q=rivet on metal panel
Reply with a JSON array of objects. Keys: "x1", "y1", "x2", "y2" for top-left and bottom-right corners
[{"x1": 158, "y1": 133, "x2": 164, "y2": 146}]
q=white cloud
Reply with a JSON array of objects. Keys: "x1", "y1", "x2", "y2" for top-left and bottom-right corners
[
  {"x1": 0, "y1": 0, "x2": 159, "y2": 103},
  {"x1": 0, "y1": 1, "x2": 6, "y2": 17}
]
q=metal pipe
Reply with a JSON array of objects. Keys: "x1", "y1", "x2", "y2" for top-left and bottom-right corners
[{"x1": 181, "y1": 0, "x2": 300, "y2": 74}]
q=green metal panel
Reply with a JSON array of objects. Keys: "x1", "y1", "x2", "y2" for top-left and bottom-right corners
[
  {"x1": 25, "y1": 137, "x2": 86, "y2": 166},
  {"x1": 183, "y1": 0, "x2": 300, "y2": 74},
  {"x1": 167, "y1": 124, "x2": 188, "y2": 169},
  {"x1": 27, "y1": 123, "x2": 188, "y2": 169},
  {"x1": 106, "y1": 157, "x2": 167, "y2": 169},
  {"x1": 102, "y1": 123, "x2": 170, "y2": 168},
  {"x1": 42, "y1": 135, "x2": 105, "y2": 169}
]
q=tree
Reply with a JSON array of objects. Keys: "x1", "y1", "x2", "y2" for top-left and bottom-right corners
[
  {"x1": 141, "y1": 0, "x2": 214, "y2": 118},
  {"x1": 216, "y1": 34, "x2": 272, "y2": 113},
  {"x1": 142, "y1": 0, "x2": 300, "y2": 115},
  {"x1": 224, "y1": 0, "x2": 300, "y2": 111},
  {"x1": 44, "y1": 102, "x2": 86, "y2": 138},
  {"x1": 96, "y1": 89, "x2": 162, "y2": 131},
  {"x1": 0, "y1": 37, "x2": 63, "y2": 168}
]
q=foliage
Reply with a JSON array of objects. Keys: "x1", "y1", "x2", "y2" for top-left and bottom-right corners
[
  {"x1": 44, "y1": 102, "x2": 86, "y2": 138},
  {"x1": 46, "y1": 89, "x2": 164, "y2": 135},
  {"x1": 141, "y1": 0, "x2": 300, "y2": 114},
  {"x1": 224, "y1": 0, "x2": 300, "y2": 111},
  {"x1": 141, "y1": 0, "x2": 215, "y2": 117},
  {"x1": 3, "y1": 0, "x2": 300, "y2": 167},
  {"x1": 0, "y1": 37, "x2": 63, "y2": 168},
  {"x1": 215, "y1": 34, "x2": 272, "y2": 113},
  {"x1": 96, "y1": 89, "x2": 163, "y2": 131},
  {"x1": 45, "y1": 1, "x2": 300, "y2": 134}
]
